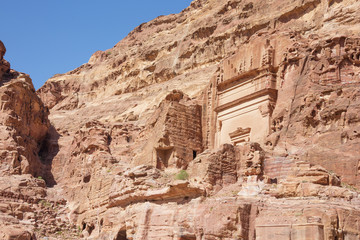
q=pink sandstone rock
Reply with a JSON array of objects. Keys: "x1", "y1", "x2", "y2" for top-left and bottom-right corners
[{"x1": 1, "y1": 0, "x2": 360, "y2": 239}]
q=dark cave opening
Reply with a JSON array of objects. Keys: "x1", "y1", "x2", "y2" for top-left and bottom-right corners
[{"x1": 115, "y1": 230, "x2": 128, "y2": 240}]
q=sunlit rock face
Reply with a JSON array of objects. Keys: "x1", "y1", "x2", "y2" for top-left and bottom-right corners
[
  {"x1": 0, "y1": 42, "x2": 49, "y2": 177},
  {"x1": 1, "y1": 0, "x2": 360, "y2": 239},
  {"x1": 205, "y1": 35, "x2": 360, "y2": 187},
  {"x1": 0, "y1": 40, "x2": 10, "y2": 79},
  {"x1": 0, "y1": 41, "x2": 63, "y2": 239}
]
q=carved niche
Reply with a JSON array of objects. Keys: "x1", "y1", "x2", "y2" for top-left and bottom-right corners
[{"x1": 229, "y1": 127, "x2": 251, "y2": 145}]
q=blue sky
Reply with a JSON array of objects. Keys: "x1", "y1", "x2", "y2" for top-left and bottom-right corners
[{"x1": 1, "y1": 0, "x2": 193, "y2": 90}]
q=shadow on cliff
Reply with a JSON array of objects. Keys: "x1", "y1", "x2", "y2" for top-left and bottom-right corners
[
  {"x1": 0, "y1": 73, "x2": 13, "y2": 86},
  {"x1": 39, "y1": 125, "x2": 60, "y2": 187},
  {"x1": 0, "y1": 71, "x2": 25, "y2": 86}
]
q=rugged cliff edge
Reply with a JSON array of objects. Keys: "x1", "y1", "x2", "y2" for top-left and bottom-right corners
[{"x1": 1, "y1": 0, "x2": 360, "y2": 239}]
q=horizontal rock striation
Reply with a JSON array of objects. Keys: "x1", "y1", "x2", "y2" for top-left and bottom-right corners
[{"x1": 1, "y1": 0, "x2": 360, "y2": 239}]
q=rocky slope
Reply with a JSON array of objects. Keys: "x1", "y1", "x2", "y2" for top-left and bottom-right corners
[
  {"x1": 0, "y1": 41, "x2": 76, "y2": 239},
  {"x1": 1, "y1": 0, "x2": 360, "y2": 239}
]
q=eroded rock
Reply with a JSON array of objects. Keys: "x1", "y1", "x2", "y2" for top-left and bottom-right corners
[{"x1": 2, "y1": 0, "x2": 360, "y2": 239}]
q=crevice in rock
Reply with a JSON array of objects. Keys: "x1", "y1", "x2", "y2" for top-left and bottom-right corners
[
  {"x1": 115, "y1": 230, "x2": 128, "y2": 240},
  {"x1": 277, "y1": 0, "x2": 321, "y2": 24},
  {"x1": 38, "y1": 125, "x2": 59, "y2": 187}
]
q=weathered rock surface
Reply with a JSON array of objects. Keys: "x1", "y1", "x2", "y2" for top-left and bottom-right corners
[
  {"x1": 0, "y1": 174, "x2": 80, "y2": 239},
  {"x1": 0, "y1": 42, "x2": 78, "y2": 239},
  {"x1": 1, "y1": 0, "x2": 360, "y2": 239},
  {"x1": 0, "y1": 43, "x2": 50, "y2": 177},
  {"x1": 0, "y1": 40, "x2": 10, "y2": 80}
]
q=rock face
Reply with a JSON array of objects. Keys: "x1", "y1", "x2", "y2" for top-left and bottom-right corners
[
  {"x1": 0, "y1": 41, "x2": 49, "y2": 177},
  {"x1": 0, "y1": 40, "x2": 10, "y2": 79},
  {"x1": 1, "y1": 0, "x2": 360, "y2": 239},
  {"x1": 203, "y1": 34, "x2": 360, "y2": 188},
  {"x1": 134, "y1": 90, "x2": 203, "y2": 169},
  {"x1": 0, "y1": 42, "x2": 75, "y2": 239}
]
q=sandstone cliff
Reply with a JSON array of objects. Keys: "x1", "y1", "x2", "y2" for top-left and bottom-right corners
[
  {"x1": 1, "y1": 0, "x2": 360, "y2": 239},
  {"x1": 0, "y1": 41, "x2": 49, "y2": 177},
  {"x1": 0, "y1": 41, "x2": 68, "y2": 238}
]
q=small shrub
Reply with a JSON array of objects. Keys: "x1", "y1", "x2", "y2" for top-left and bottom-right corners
[
  {"x1": 341, "y1": 182, "x2": 360, "y2": 192},
  {"x1": 294, "y1": 212, "x2": 303, "y2": 217},
  {"x1": 37, "y1": 176, "x2": 43, "y2": 180},
  {"x1": 175, "y1": 170, "x2": 189, "y2": 180},
  {"x1": 77, "y1": 226, "x2": 82, "y2": 235},
  {"x1": 39, "y1": 200, "x2": 51, "y2": 208}
]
